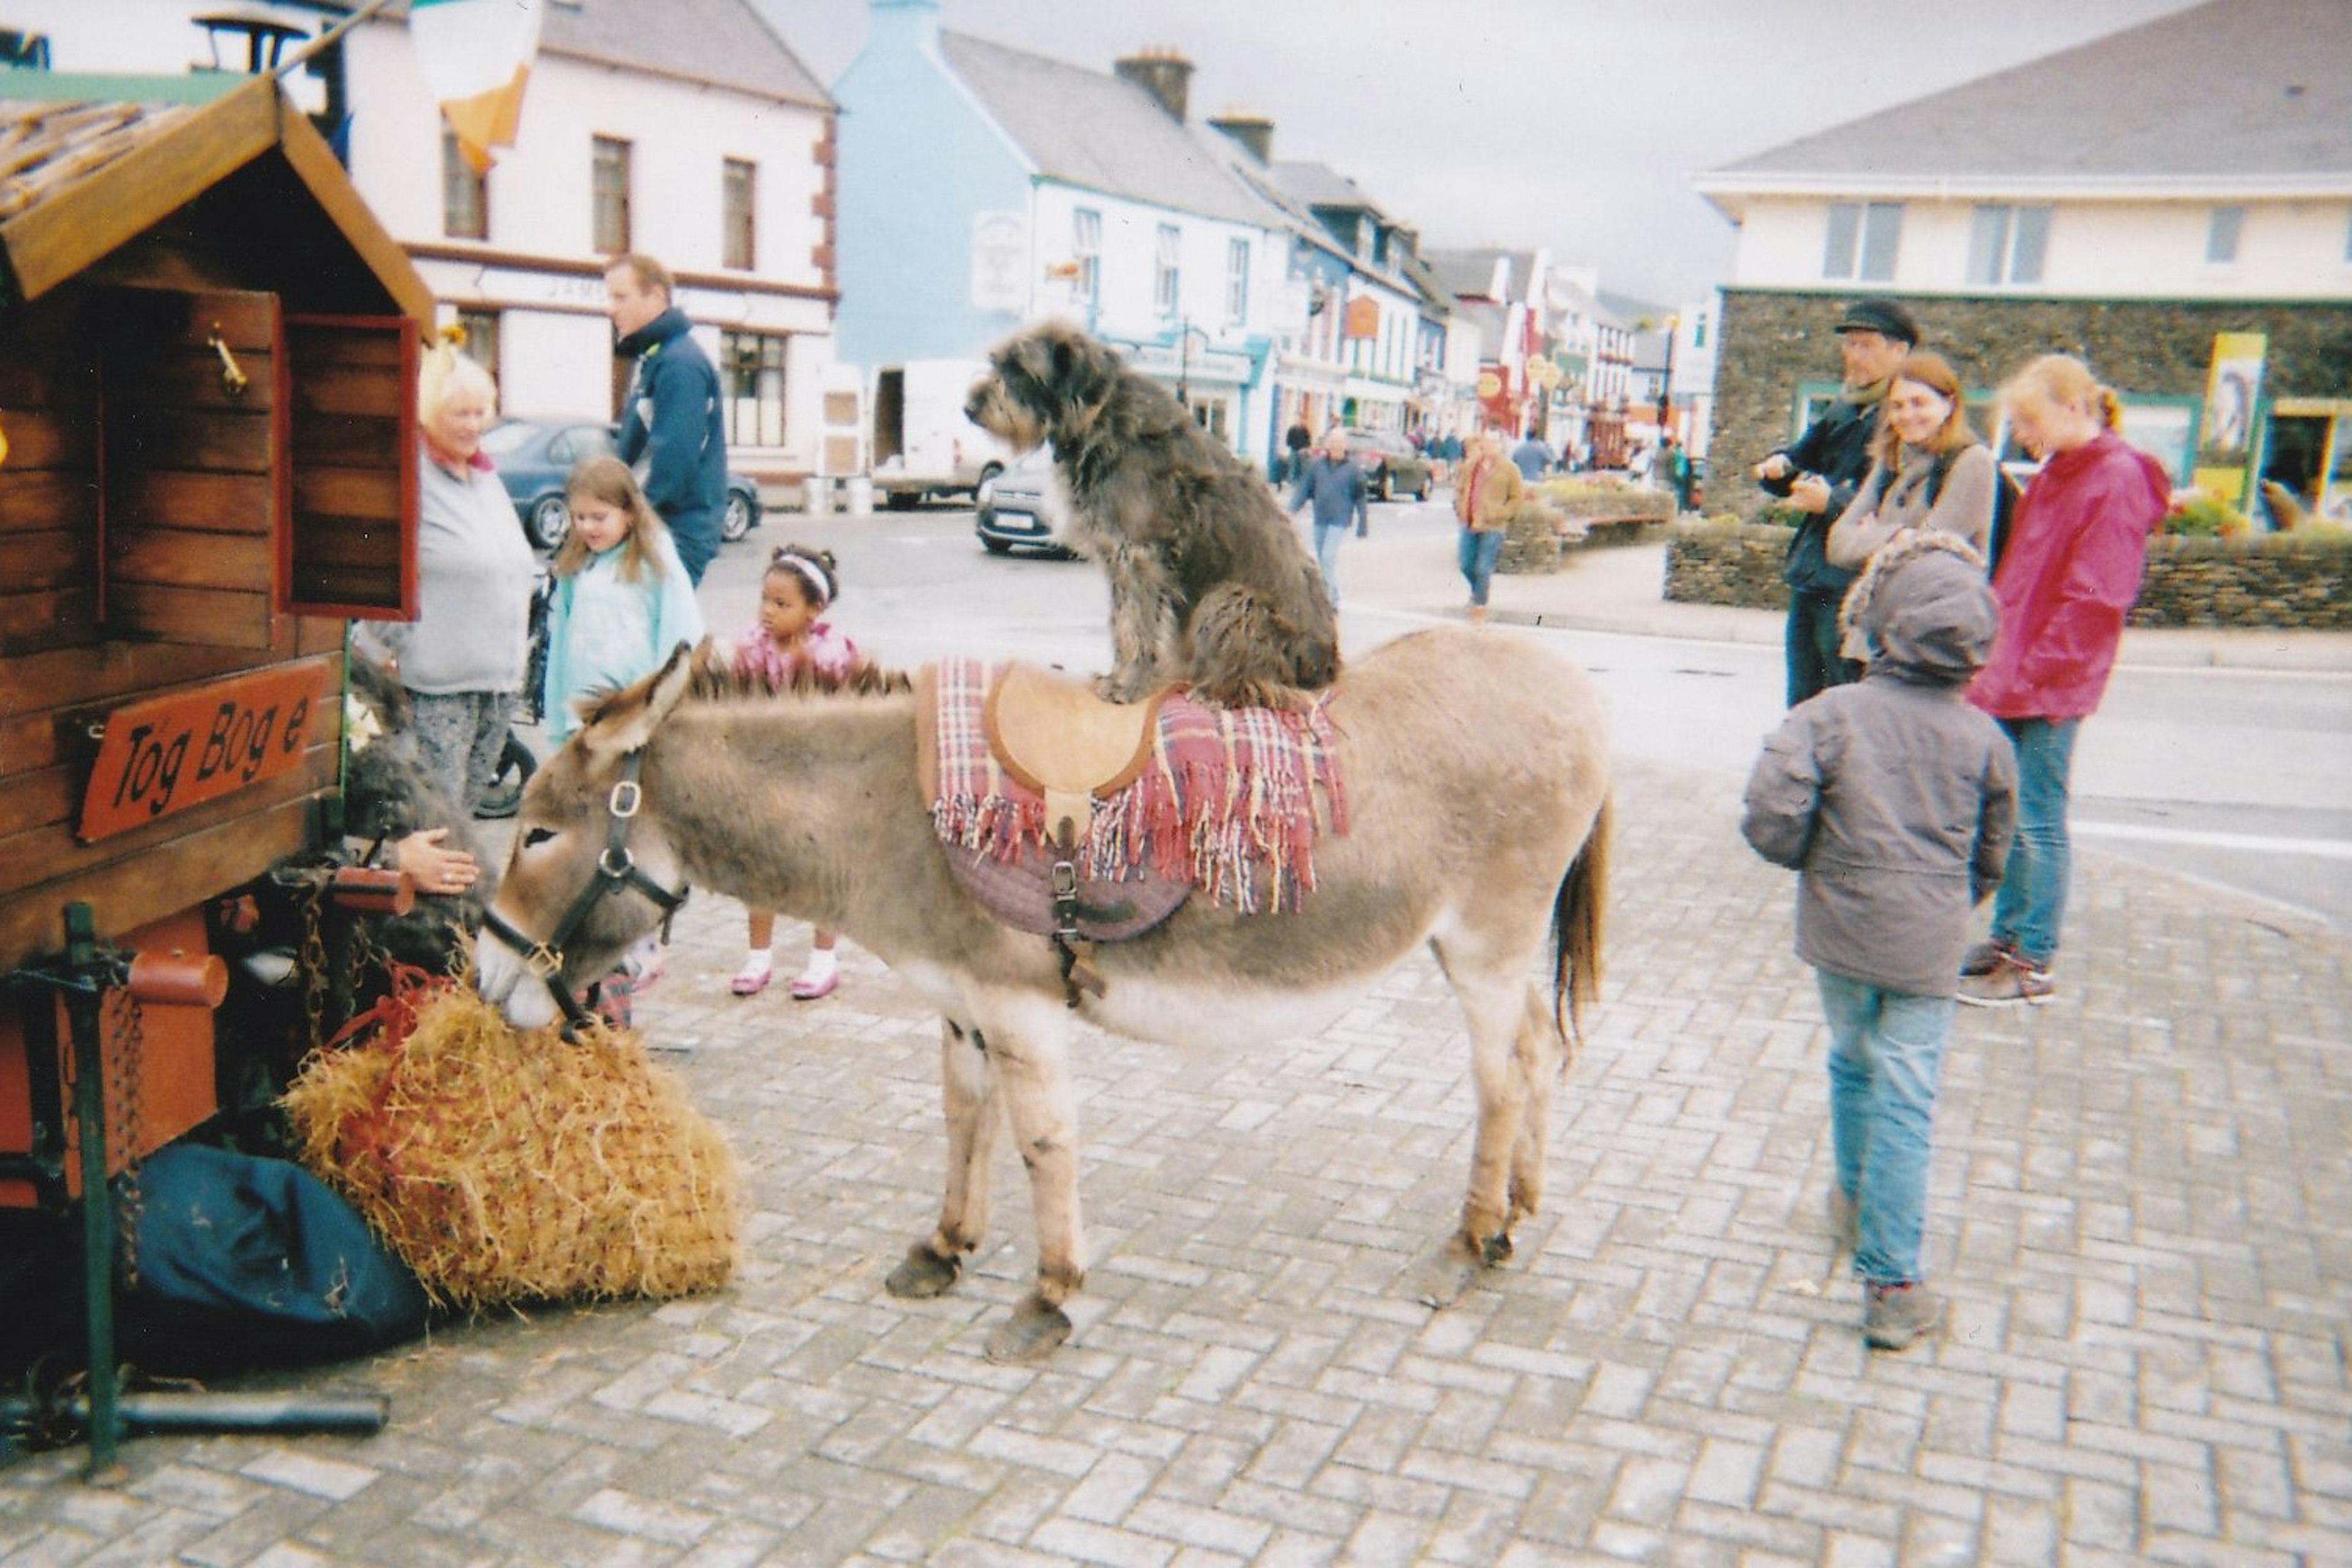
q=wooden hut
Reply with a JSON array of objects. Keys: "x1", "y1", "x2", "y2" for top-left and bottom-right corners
[{"x1": 1, "y1": 70, "x2": 432, "y2": 1216}]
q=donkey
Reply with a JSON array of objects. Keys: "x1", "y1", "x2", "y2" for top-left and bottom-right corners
[{"x1": 474, "y1": 627, "x2": 1611, "y2": 1360}]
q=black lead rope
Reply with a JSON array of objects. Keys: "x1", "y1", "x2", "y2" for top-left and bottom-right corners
[{"x1": 482, "y1": 750, "x2": 690, "y2": 1038}]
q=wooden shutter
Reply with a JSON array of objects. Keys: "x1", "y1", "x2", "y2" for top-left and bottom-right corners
[
  {"x1": 281, "y1": 314, "x2": 417, "y2": 620},
  {"x1": 97, "y1": 287, "x2": 283, "y2": 649}
]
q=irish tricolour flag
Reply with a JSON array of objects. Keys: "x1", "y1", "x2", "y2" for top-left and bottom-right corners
[{"x1": 412, "y1": 0, "x2": 543, "y2": 175}]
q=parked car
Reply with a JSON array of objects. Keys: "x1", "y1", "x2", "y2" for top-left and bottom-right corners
[
  {"x1": 1343, "y1": 428, "x2": 1435, "y2": 502},
  {"x1": 481, "y1": 417, "x2": 763, "y2": 550},
  {"x1": 973, "y1": 445, "x2": 1077, "y2": 557}
]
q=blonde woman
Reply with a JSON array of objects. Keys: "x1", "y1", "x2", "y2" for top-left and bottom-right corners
[
  {"x1": 366, "y1": 337, "x2": 537, "y2": 816},
  {"x1": 1959, "y1": 355, "x2": 2168, "y2": 1008}
]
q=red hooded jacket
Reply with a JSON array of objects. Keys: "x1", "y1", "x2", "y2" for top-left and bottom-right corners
[{"x1": 1969, "y1": 431, "x2": 2169, "y2": 722}]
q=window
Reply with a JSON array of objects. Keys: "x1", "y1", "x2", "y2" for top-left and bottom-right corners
[
  {"x1": 592, "y1": 136, "x2": 633, "y2": 254},
  {"x1": 722, "y1": 158, "x2": 757, "y2": 271},
  {"x1": 1691, "y1": 312, "x2": 1708, "y2": 349},
  {"x1": 1225, "y1": 238, "x2": 1250, "y2": 326},
  {"x1": 1154, "y1": 224, "x2": 1181, "y2": 317},
  {"x1": 441, "y1": 128, "x2": 486, "y2": 240},
  {"x1": 455, "y1": 309, "x2": 500, "y2": 385},
  {"x1": 1823, "y1": 201, "x2": 1902, "y2": 282},
  {"x1": 1072, "y1": 209, "x2": 1101, "y2": 307},
  {"x1": 720, "y1": 331, "x2": 787, "y2": 447},
  {"x1": 2207, "y1": 205, "x2": 2245, "y2": 265},
  {"x1": 1966, "y1": 204, "x2": 2051, "y2": 286}
]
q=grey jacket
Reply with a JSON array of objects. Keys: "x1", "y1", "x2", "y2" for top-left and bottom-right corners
[
  {"x1": 1826, "y1": 442, "x2": 1996, "y2": 571},
  {"x1": 1741, "y1": 539, "x2": 2018, "y2": 997}
]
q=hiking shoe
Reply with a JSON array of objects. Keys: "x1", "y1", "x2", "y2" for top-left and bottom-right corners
[
  {"x1": 1864, "y1": 1281, "x2": 1945, "y2": 1351},
  {"x1": 1958, "y1": 952, "x2": 2055, "y2": 1008},
  {"x1": 1959, "y1": 937, "x2": 2015, "y2": 978}
]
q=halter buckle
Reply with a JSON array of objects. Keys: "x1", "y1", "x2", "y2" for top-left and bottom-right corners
[
  {"x1": 609, "y1": 779, "x2": 643, "y2": 818},
  {"x1": 522, "y1": 942, "x2": 564, "y2": 979}
]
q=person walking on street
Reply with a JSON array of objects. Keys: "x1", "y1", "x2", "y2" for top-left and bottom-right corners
[
  {"x1": 1755, "y1": 298, "x2": 1920, "y2": 706},
  {"x1": 1283, "y1": 418, "x2": 1313, "y2": 484},
  {"x1": 606, "y1": 252, "x2": 728, "y2": 586},
  {"x1": 1453, "y1": 429, "x2": 1523, "y2": 624},
  {"x1": 1663, "y1": 434, "x2": 1696, "y2": 513},
  {"x1": 1959, "y1": 355, "x2": 2168, "y2": 1008},
  {"x1": 1510, "y1": 431, "x2": 1553, "y2": 483},
  {"x1": 1742, "y1": 536, "x2": 2018, "y2": 1352},
  {"x1": 1289, "y1": 425, "x2": 1368, "y2": 608}
]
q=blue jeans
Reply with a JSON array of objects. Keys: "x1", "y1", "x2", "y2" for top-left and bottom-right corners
[
  {"x1": 1818, "y1": 970, "x2": 1954, "y2": 1287},
  {"x1": 1312, "y1": 522, "x2": 1348, "y2": 606},
  {"x1": 1989, "y1": 717, "x2": 2078, "y2": 967},
  {"x1": 1457, "y1": 527, "x2": 1504, "y2": 607}
]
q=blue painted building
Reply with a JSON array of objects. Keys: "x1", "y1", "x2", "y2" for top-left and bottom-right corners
[{"x1": 833, "y1": 0, "x2": 1297, "y2": 461}]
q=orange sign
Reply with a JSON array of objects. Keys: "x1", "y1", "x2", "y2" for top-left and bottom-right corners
[
  {"x1": 1343, "y1": 295, "x2": 1381, "y2": 340},
  {"x1": 78, "y1": 666, "x2": 330, "y2": 842}
]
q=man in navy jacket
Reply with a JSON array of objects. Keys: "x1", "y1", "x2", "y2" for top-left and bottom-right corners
[{"x1": 606, "y1": 253, "x2": 727, "y2": 584}]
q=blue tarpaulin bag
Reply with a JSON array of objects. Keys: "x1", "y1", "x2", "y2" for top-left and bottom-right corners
[{"x1": 122, "y1": 1144, "x2": 430, "y2": 1362}]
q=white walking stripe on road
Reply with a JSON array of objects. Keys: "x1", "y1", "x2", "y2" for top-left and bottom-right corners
[{"x1": 2075, "y1": 820, "x2": 2352, "y2": 859}]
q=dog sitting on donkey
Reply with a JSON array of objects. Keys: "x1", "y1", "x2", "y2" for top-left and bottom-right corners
[{"x1": 965, "y1": 321, "x2": 1341, "y2": 709}]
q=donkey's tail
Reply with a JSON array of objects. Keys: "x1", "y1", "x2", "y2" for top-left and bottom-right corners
[{"x1": 1551, "y1": 794, "x2": 1611, "y2": 1061}]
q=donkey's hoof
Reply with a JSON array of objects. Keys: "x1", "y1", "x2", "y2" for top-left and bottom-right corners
[
  {"x1": 884, "y1": 1243, "x2": 962, "y2": 1299},
  {"x1": 1416, "y1": 1232, "x2": 1511, "y2": 1308},
  {"x1": 984, "y1": 1297, "x2": 1072, "y2": 1362}
]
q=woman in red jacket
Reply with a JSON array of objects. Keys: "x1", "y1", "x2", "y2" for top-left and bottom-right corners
[{"x1": 1961, "y1": 356, "x2": 2171, "y2": 1007}]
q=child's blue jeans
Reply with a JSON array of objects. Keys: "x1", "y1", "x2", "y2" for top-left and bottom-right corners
[{"x1": 1817, "y1": 968, "x2": 1954, "y2": 1287}]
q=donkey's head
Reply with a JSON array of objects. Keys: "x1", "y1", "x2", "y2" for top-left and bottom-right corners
[{"x1": 475, "y1": 644, "x2": 699, "y2": 1030}]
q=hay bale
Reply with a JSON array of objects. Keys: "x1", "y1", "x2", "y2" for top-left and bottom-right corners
[{"x1": 282, "y1": 982, "x2": 738, "y2": 1311}]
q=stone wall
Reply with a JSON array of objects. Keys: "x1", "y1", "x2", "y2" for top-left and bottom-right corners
[
  {"x1": 1712, "y1": 290, "x2": 2352, "y2": 515},
  {"x1": 1663, "y1": 519, "x2": 2352, "y2": 630},
  {"x1": 1664, "y1": 519, "x2": 1794, "y2": 608}
]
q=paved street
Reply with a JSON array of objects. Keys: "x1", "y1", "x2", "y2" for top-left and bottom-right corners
[{"x1": 3, "y1": 506, "x2": 2348, "y2": 1566}]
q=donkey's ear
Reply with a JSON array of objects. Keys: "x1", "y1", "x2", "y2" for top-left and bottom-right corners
[{"x1": 586, "y1": 640, "x2": 701, "y2": 758}]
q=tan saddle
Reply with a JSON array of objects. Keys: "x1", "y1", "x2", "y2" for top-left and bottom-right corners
[{"x1": 982, "y1": 664, "x2": 1171, "y2": 844}]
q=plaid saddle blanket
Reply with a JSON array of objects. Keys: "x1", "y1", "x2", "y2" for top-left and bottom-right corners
[{"x1": 920, "y1": 657, "x2": 1348, "y2": 938}]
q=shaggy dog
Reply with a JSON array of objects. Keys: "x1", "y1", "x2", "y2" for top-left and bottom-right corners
[{"x1": 965, "y1": 321, "x2": 1340, "y2": 708}]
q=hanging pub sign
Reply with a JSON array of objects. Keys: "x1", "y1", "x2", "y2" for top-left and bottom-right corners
[
  {"x1": 77, "y1": 666, "x2": 331, "y2": 843},
  {"x1": 2193, "y1": 331, "x2": 2267, "y2": 510},
  {"x1": 1343, "y1": 295, "x2": 1381, "y2": 341}
]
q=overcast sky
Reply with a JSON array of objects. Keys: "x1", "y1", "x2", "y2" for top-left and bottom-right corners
[{"x1": 758, "y1": 0, "x2": 2206, "y2": 307}]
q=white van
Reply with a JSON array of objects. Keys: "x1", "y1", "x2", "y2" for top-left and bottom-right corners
[{"x1": 869, "y1": 360, "x2": 1014, "y2": 508}]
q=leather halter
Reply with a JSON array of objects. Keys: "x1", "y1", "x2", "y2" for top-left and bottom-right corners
[{"x1": 481, "y1": 750, "x2": 690, "y2": 1035}]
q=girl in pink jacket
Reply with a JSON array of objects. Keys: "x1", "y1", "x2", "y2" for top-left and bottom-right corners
[
  {"x1": 1961, "y1": 356, "x2": 2169, "y2": 1007},
  {"x1": 726, "y1": 545, "x2": 862, "y2": 1000}
]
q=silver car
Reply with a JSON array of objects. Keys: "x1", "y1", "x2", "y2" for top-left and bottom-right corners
[{"x1": 973, "y1": 446, "x2": 1077, "y2": 557}]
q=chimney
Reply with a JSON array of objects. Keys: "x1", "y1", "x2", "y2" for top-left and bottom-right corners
[
  {"x1": 1114, "y1": 47, "x2": 1194, "y2": 123},
  {"x1": 1207, "y1": 113, "x2": 1273, "y2": 165}
]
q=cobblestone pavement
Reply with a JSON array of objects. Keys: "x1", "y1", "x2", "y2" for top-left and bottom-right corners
[{"x1": 4, "y1": 753, "x2": 2348, "y2": 1566}]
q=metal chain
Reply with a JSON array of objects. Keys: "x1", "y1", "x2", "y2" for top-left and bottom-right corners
[
  {"x1": 299, "y1": 878, "x2": 329, "y2": 1055},
  {"x1": 100, "y1": 986, "x2": 146, "y2": 1291}
]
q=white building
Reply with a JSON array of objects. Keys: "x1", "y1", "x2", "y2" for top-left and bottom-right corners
[
  {"x1": 1692, "y1": 0, "x2": 2351, "y2": 521},
  {"x1": 13, "y1": 0, "x2": 839, "y2": 486}
]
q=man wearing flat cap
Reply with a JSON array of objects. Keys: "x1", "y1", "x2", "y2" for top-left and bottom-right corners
[{"x1": 1754, "y1": 298, "x2": 1921, "y2": 705}]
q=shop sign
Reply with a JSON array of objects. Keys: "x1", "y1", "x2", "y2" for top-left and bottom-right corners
[
  {"x1": 1344, "y1": 295, "x2": 1381, "y2": 341},
  {"x1": 78, "y1": 666, "x2": 330, "y2": 843},
  {"x1": 971, "y1": 211, "x2": 1029, "y2": 313},
  {"x1": 2193, "y1": 331, "x2": 2266, "y2": 509}
]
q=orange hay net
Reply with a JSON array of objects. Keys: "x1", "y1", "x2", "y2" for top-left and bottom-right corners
[{"x1": 282, "y1": 967, "x2": 738, "y2": 1311}]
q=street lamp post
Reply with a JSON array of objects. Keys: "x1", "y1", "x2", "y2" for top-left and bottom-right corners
[{"x1": 1657, "y1": 314, "x2": 1678, "y2": 440}]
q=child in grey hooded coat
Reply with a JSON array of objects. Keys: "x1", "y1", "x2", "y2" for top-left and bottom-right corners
[{"x1": 1741, "y1": 533, "x2": 2018, "y2": 1351}]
